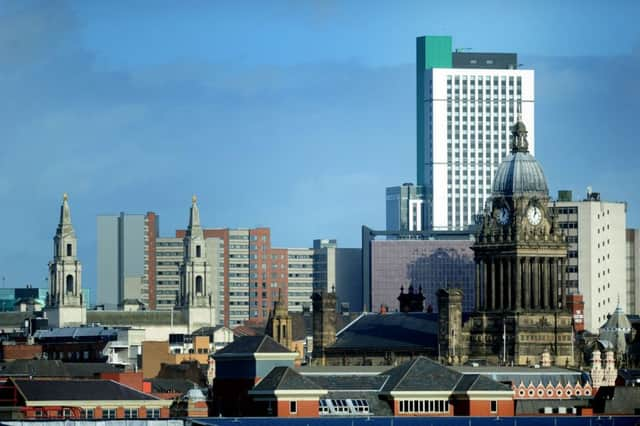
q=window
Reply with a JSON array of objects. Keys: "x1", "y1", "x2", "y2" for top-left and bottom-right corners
[
  {"x1": 81, "y1": 408, "x2": 94, "y2": 419},
  {"x1": 66, "y1": 274, "x2": 74, "y2": 292},
  {"x1": 63, "y1": 408, "x2": 71, "y2": 418},
  {"x1": 195, "y1": 276, "x2": 203, "y2": 295},
  {"x1": 66, "y1": 243, "x2": 72, "y2": 256},
  {"x1": 196, "y1": 245, "x2": 201, "y2": 257},
  {"x1": 146, "y1": 408, "x2": 160, "y2": 419},
  {"x1": 290, "y1": 401, "x2": 297, "y2": 414},
  {"x1": 490, "y1": 400, "x2": 498, "y2": 413},
  {"x1": 125, "y1": 408, "x2": 138, "y2": 419},
  {"x1": 103, "y1": 408, "x2": 116, "y2": 419}
]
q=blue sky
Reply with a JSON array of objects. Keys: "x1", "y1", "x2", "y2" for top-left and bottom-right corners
[{"x1": 0, "y1": 0, "x2": 639, "y2": 297}]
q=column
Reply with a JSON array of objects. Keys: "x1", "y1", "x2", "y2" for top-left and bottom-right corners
[
  {"x1": 498, "y1": 258, "x2": 504, "y2": 310},
  {"x1": 523, "y1": 258, "x2": 530, "y2": 310},
  {"x1": 514, "y1": 258, "x2": 521, "y2": 311},
  {"x1": 481, "y1": 258, "x2": 488, "y2": 311},
  {"x1": 489, "y1": 259, "x2": 496, "y2": 311},
  {"x1": 475, "y1": 261, "x2": 481, "y2": 311},
  {"x1": 551, "y1": 259, "x2": 558, "y2": 310},
  {"x1": 506, "y1": 258, "x2": 512, "y2": 311},
  {"x1": 560, "y1": 258, "x2": 566, "y2": 308},
  {"x1": 532, "y1": 257, "x2": 540, "y2": 310},
  {"x1": 542, "y1": 258, "x2": 549, "y2": 310}
]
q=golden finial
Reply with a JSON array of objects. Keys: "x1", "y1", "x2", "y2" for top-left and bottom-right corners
[
  {"x1": 63, "y1": 193, "x2": 68, "y2": 201},
  {"x1": 192, "y1": 194, "x2": 197, "y2": 204}
]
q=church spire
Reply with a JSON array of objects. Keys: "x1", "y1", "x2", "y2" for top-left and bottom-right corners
[
  {"x1": 56, "y1": 193, "x2": 75, "y2": 237},
  {"x1": 187, "y1": 195, "x2": 203, "y2": 238}
]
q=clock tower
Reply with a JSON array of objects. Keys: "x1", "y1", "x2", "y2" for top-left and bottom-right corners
[{"x1": 467, "y1": 116, "x2": 575, "y2": 366}]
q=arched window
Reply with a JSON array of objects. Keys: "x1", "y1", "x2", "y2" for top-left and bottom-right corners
[
  {"x1": 66, "y1": 275, "x2": 74, "y2": 293},
  {"x1": 195, "y1": 276, "x2": 203, "y2": 295}
]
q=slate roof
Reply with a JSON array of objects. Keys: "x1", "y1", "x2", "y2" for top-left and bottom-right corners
[
  {"x1": 381, "y1": 356, "x2": 462, "y2": 393},
  {"x1": 0, "y1": 359, "x2": 121, "y2": 378},
  {"x1": 192, "y1": 326, "x2": 226, "y2": 336},
  {"x1": 253, "y1": 367, "x2": 323, "y2": 392},
  {"x1": 329, "y1": 312, "x2": 438, "y2": 352},
  {"x1": 150, "y1": 378, "x2": 198, "y2": 395},
  {"x1": 86, "y1": 310, "x2": 188, "y2": 326},
  {"x1": 310, "y1": 374, "x2": 388, "y2": 391},
  {"x1": 34, "y1": 326, "x2": 117, "y2": 342},
  {"x1": 12, "y1": 378, "x2": 160, "y2": 402},
  {"x1": 214, "y1": 335, "x2": 291, "y2": 356},
  {"x1": 593, "y1": 386, "x2": 640, "y2": 415},
  {"x1": 454, "y1": 374, "x2": 511, "y2": 392},
  {"x1": 453, "y1": 366, "x2": 591, "y2": 387}
]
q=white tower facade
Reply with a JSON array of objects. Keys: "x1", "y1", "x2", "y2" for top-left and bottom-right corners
[
  {"x1": 180, "y1": 196, "x2": 215, "y2": 330},
  {"x1": 46, "y1": 194, "x2": 86, "y2": 327}
]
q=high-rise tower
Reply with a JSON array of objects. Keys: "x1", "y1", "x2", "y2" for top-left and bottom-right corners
[
  {"x1": 45, "y1": 194, "x2": 86, "y2": 327},
  {"x1": 417, "y1": 35, "x2": 534, "y2": 231},
  {"x1": 180, "y1": 196, "x2": 215, "y2": 330}
]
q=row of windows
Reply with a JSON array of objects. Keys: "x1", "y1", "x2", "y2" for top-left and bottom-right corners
[
  {"x1": 319, "y1": 399, "x2": 370, "y2": 415},
  {"x1": 35, "y1": 407, "x2": 159, "y2": 420},
  {"x1": 398, "y1": 399, "x2": 449, "y2": 413}
]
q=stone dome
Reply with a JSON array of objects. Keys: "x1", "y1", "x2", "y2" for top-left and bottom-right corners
[
  {"x1": 492, "y1": 152, "x2": 549, "y2": 197},
  {"x1": 491, "y1": 117, "x2": 549, "y2": 197}
]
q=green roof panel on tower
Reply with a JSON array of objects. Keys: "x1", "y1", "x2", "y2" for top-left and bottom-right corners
[{"x1": 419, "y1": 35, "x2": 452, "y2": 69}]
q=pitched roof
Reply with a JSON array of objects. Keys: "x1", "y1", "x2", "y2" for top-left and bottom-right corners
[
  {"x1": 454, "y1": 374, "x2": 511, "y2": 392},
  {"x1": 0, "y1": 360, "x2": 121, "y2": 378},
  {"x1": 307, "y1": 374, "x2": 389, "y2": 392},
  {"x1": 214, "y1": 335, "x2": 291, "y2": 356},
  {"x1": 381, "y1": 357, "x2": 462, "y2": 393},
  {"x1": 12, "y1": 378, "x2": 160, "y2": 402},
  {"x1": 150, "y1": 378, "x2": 198, "y2": 395},
  {"x1": 329, "y1": 312, "x2": 438, "y2": 351},
  {"x1": 252, "y1": 367, "x2": 323, "y2": 392}
]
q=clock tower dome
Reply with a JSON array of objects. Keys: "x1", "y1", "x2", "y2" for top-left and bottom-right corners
[{"x1": 465, "y1": 116, "x2": 575, "y2": 366}]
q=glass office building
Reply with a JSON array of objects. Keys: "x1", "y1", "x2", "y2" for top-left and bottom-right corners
[{"x1": 370, "y1": 239, "x2": 475, "y2": 313}]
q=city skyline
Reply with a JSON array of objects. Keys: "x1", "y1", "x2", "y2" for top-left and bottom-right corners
[{"x1": 1, "y1": 0, "x2": 639, "y2": 297}]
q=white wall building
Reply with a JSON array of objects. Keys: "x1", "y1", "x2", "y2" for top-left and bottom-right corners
[
  {"x1": 417, "y1": 36, "x2": 534, "y2": 231},
  {"x1": 552, "y1": 190, "x2": 627, "y2": 332}
]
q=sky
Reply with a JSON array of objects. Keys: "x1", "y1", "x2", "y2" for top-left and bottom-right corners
[{"x1": 0, "y1": 0, "x2": 639, "y2": 298}]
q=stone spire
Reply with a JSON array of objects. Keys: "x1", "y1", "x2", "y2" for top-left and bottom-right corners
[
  {"x1": 187, "y1": 195, "x2": 203, "y2": 238},
  {"x1": 56, "y1": 193, "x2": 75, "y2": 237}
]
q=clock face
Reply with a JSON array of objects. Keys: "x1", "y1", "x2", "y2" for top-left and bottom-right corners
[
  {"x1": 497, "y1": 207, "x2": 510, "y2": 225},
  {"x1": 527, "y1": 206, "x2": 542, "y2": 225}
]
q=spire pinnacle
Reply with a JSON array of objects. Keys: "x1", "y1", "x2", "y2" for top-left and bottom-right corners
[
  {"x1": 187, "y1": 195, "x2": 203, "y2": 237},
  {"x1": 510, "y1": 104, "x2": 529, "y2": 154},
  {"x1": 57, "y1": 192, "x2": 75, "y2": 236}
]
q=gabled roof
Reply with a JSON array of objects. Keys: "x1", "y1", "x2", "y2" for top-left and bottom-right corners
[
  {"x1": 381, "y1": 356, "x2": 462, "y2": 393},
  {"x1": 307, "y1": 374, "x2": 389, "y2": 392},
  {"x1": 329, "y1": 312, "x2": 438, "y2": 352},
  {"x1": 12, "y1": 378, "x2": 160, "y2": 402},
  {"x1": 252, "y1": 367, "x2": 323, "y2": 392},
  {"x1": 214, "y1": 335, "x2": 291, "y2": 356},
  {"x1": 0, "y1": 359, "x2": 121, "y2": 378},
  {"x1": 454, "y1": 374, "x2": 511, "y2": 392}
]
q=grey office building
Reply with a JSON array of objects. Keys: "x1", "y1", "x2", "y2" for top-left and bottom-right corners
[
  {"x1": 386, "y1": 183, "x2": 425, "y2": 233},
  {"x1": 97, "y1": 213, "x2": 158, "y2": 309}
]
